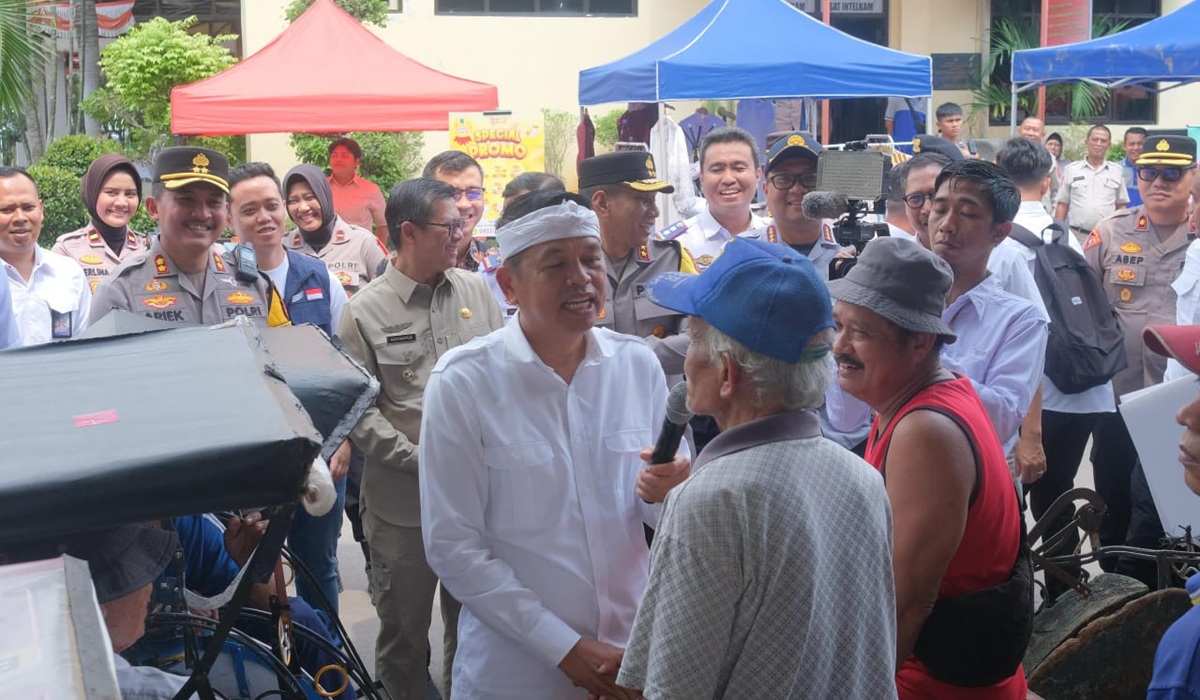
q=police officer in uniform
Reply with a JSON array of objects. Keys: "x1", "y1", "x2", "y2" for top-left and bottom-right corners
[
  {"x1": 578, "y1": 151, "x2": 697, "y2": 377},
  {"x1": 91, "y1": 147, "x2": 289, "y2": 327},
  {"x1": 741, "y1": 131, "x2": 848, "y2": 281},
  {"x1": 53, "y1": 154, "x2": 149, "y2": 293},
  {"x1": 1084, "y1": 134, "x2": 1197, "y2": 586}
]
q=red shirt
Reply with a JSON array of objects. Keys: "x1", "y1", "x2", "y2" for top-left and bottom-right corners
[{"x1": 865, "y1": 375, "x2": 1026, "y2": 700}]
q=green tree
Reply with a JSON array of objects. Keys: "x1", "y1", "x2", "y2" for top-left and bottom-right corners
[
  {"x1": 0, "y1": 0, "x2": 48, "y2": 114},
  {"x1": 541, "y1": 109, "x2": 572, "y2": 179},
  {"x1": 290, "y1": 131, "x2": 424, "y2": 193},
  {"x1": 83, "y1": 16, "x2": 237, "y2": 158},
  {"x1": 27, "y1": 164, "x2": 88, "y2": 246},
  {"x1": 285, "y1": 0, "x2": 389, "y2": 27},
  {"x1": 39, "y1": 135, "x2": 122, "y2": 177},
  {"x1": 593, "y1": 109, "x2": 623, "y2": 152}
]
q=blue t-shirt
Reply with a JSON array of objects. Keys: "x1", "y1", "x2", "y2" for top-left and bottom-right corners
[
  {"x1": 1123, "y1": 157, "x2": 1144, "y2": 207},
  {"x1": 1149, "y1": 573, "x2": 1200, "y2": 699}
]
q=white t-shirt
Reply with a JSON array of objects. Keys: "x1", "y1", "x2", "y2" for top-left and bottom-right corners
[{"x1": 262, "y1": 255, "x2": 347, "y2": 333}]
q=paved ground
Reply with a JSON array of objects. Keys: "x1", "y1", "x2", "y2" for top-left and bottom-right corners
[{"x1": 334, "y1": 443, "x2": 1100, "y2": 697}]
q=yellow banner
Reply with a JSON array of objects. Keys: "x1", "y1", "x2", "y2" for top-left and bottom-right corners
[{"x1": 449, "y1": 112, "x2": 545, "y2": 232}]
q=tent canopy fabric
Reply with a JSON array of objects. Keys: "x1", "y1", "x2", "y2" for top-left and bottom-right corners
[
  {"x1": 1011, "y1": 0, "x2": 1200, "y2": 88},
  {"x1": 578, "y1": 0, "x2": 931, "y2": 105},
  {"x1": 170, "y1": 0, "x2": 498, "y2": 135}
]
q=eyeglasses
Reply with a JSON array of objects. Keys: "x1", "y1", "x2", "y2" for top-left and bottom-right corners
[
  {"x1": 1136, "y1": 165, "x2": 1196, "y2": 183},
  {"x1": 767, "y1": 173, "x2": 818, "y2": 190},
  {"x1": 903, "y1": 191, "x2": 935, "y2": 209},
  {"x1": 414, "y1": 220, "x2": 467, "y2": 235},
  {"x1": 451, "y1": 187, "x2": 485, "y2": 202}
]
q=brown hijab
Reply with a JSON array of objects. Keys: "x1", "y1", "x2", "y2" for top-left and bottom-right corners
[{"x1": 80, "y1": 154, "x2": 142, "y2": 240}]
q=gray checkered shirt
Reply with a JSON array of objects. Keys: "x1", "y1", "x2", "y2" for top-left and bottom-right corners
[{"x1": 618, "y1": 411, "x2": 898, "y2": 699}]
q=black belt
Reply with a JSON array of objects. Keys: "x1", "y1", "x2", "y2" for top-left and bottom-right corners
[{"x1": 1070, "y1": 225, "x2": 1091, "y2": 234}]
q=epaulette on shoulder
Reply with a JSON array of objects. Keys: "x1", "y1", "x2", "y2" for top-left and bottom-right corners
[{"x1": 657, "y1": 220, "x2": 689, "y2": 241}]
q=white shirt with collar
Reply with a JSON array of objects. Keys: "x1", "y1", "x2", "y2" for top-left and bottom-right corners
[
  {"x1": 419, "y1": 318, "x2": 679, "y2": 699},
  {"x1": 1167, "y1": 240, "x2": 1200, "y2": 381},
  {"x1": 658, "y1": 205, "x2": 766, "y2": 271},
  {"x1": 2, "y1": 246, "x2": 91, "y2": 345},
  {"x1": 1006, "y1": 201, "x2": 1116, "y2": 413},
  {"x1": 941, "y1": 275, "x2": 1049, "y2": 454}
]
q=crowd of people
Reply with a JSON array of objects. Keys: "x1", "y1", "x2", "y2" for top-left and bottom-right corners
[{"x1": 2, "y1": 114, "x2": 1200, "y2": 700}]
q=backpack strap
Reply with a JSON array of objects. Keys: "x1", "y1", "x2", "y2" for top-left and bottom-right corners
[
  {"x1": 1043, "y1": 219, "x2": 1070, "y2": 246},
  {"x1": 1007, "y1": 222, "x2": 1042, "y2": 249}
]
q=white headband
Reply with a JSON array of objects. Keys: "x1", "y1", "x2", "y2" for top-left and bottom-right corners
[{"x1": 497, "y1": 200, "x2": 601, "y2": 261}]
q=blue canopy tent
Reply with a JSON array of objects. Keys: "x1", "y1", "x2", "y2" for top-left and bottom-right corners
[
  {"x1": 578, "y1": 0, "x2": 931, "y2": 104},
  {"x1": 1009, "y1": 0, "x2": 1200, "y2": 130}
]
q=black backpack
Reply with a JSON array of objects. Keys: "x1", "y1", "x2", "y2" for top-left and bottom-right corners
[{"x1": 1007, "y1": 222, "x2": 1128, "y2": 394}]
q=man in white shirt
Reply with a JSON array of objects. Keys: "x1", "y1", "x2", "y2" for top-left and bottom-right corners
[
  {"x1": 997, "y1": 137, "x2": 1115, "y2": 601},
  {"x1": 657, "y1": 126, "x2": 766, "y2": 271},
  {"x1": 420, "y1": 198, "x2": 690, "y2": 699},
  {"x1": 1055, "y1": 124, "x2": 1129, "y2": 243},
  {"x1": 0, "y1": 167, "x2": 90, "y2": 345},
  {"x1": 929, "y1": 160, "x2": 1049, "y2": 462}
]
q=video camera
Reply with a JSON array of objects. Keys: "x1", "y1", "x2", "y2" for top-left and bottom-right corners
[{"x1": 801, "y1": 138, "x2": 892, "y2": 279}]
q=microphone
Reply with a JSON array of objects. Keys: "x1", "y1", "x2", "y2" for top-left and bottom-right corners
[
  {"x1": 802, "y1": 191, "x2": 848, "y2": 221},
  {"x1": 650, "y1": 382, "x2": 693, "y2": 465}
]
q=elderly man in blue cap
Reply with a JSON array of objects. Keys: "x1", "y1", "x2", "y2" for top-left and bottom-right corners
[{"x1": 615, "y1": 237, "x2": 898, "y2": 699}]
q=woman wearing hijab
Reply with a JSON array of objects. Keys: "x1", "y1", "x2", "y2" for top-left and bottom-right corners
[
  {"x1": 52, "y1": 154, "x2": 148, "y2": 292},
  {"x1": 282, "y1": 164, "x2": 386, "y2": 298}
]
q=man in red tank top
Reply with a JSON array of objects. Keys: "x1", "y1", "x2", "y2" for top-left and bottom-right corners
[{"x1": 828, "y1": 237, "x2": 1031, "y2": 700}]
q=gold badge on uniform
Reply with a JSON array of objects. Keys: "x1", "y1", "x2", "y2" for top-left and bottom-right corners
[
  {"x1": 1136, "y1": 216, "x2": 1148, "y2": 232},
  {"x1": 1116, "y1": 268, "x2": 1137, "y2": 282},
  {"x1": 1157, "y1": 139, "x2": 1171, "y2": 152},
  {"x1": 335, "y1": 229, "x2": 346, "y2": 243},
  {"x1": 88, "y1": 230, "x2": 102, "y2": 244},
  {"x1": 145, "y1": 279, "x2": 168, "y2": 292},
  {"x1": 226, "y1": 290, "x2": 255, "y2": 305},
  {"x1": 636, "y1": 244, "x2": 651, "y2": 262},
  {"x1": 645, "y1": 156, "x2": 657, "y2": 178},
  {"x1": 335, "y1": 271, "x2": 353, "y2": 287},
  {"x1": 213, "y1": 253, "x2": 227, "y2": 273},
  {"x1": 766, "y1": 225, "x2": 779, "y2": 244},
  {"x1": 696, "y1": 254, "x2": 715, "y2": 267},
  {"x1": 143, "y1": 295, "x2": 178, "y2": 309},
  {"x1": 127, "y1": 231, "x2": 140, "y2": 248},
  {"x1": 912, "y1": 138, "x2": 922, "y2": 154},
  {"x1": 154, "y1": 254, "x2": 170, "y2": 275},
  {"x1": 1084, "y1": 231, "x2": 1102, "y2": 251},
  {"x1": 293, "y1": 233, "x2": 302, "y2": 247},
  {"x1": 652, "y1": 326, "x2": 665, "y2": 338},
  {"x1": 823, "y1": 224, "x2": 834, "y2": 243},
  {"x1": 89, "y1": 279, "x2": 101, "y2": 292},
  {"x1": 597, "y1": 308, "x2": 607, "y2": 320},
  {"x1": 402, "y1": 369, "x2": 417, "y2": 383},
  {"x1": 787, "y1": 134, "x2": 806, "y2": 148},
  {"x1": 1120, "y1": 241, "x2": 1143, "y2": 254},
  {"x1": 1120, "y1": 288, "x2": 1133, "y2": 303},
  {"x1": 460, "y1": 307, "x2": 472, "y2": 319},
  {"x1": 79, "y1": 255, "x2": 104, "y2": 265}
]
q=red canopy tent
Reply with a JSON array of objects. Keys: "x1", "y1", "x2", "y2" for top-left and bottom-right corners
[{"x1": 170, "y1": 0, "x2": 498, "y2": 135}]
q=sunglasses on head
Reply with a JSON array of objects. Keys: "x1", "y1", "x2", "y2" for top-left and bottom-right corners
[{"x1": 1136, "y1": 165, "x2": 1196, "y2": 183}]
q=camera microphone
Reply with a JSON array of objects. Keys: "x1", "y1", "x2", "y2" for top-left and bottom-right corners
[
  {"x1": 650, "y1": 382, "x2": 693, "y2": 465},
  {"x1": 802, "y1": 191, "x2": 849, "y2": 221}
]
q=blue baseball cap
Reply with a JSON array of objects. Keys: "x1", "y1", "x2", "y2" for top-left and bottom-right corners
[{"x1": 646, "y1": 237, "x2": 833, "y2": 363}]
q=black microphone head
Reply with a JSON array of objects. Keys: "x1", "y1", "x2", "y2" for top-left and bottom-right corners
[
  {"x1": 801, "y1": 191, "x2": 848, "y2": 221},
  {"x1": 665, "y1": 382, "x2": 693, "y2": 425}
]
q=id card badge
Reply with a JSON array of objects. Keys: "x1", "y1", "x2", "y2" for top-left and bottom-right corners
[{"x1": 50, "y1": 309, "x2": 73, "y2": 339}]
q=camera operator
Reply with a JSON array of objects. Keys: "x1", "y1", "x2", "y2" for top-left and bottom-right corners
[{"x1": 740, "y1": 132, "x2": 850, "y2": 282}]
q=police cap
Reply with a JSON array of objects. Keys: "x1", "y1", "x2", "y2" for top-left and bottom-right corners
[
  {"x1": 578, "y1": 151, "x2": 674, "y2": 193},
  {"x1": 153, "y1": 146, "x2": 230, "y2": 194},
  {"x1": 1136, "y1": 135, "x2": 1197, "y2": 167}
]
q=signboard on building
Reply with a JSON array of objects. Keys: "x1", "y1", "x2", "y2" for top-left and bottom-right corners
[
  {"x1": 788, "y1": 0, "x2": 884, "y2": 14},
  {"x1": 448, "y1": 112, "x2": 545, "y2": 238},
  {"x1": 1042, "y1": 0, "x2": 1091, "y2": 46}
]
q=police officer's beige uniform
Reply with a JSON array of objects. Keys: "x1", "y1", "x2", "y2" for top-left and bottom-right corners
[
  {"x1": 91, "y1": 240, "x2": 286, "y2": 327},
  {"x1": 337, "y1": 262, "x2": 501, "y2": 699},
  {"x1": 89, "y1": 146, "x2": 288, "y2": 328},
  {"x1": 580, "y1": 150, "x2": 698, "y2": 377},
  {"x1": 284, "y1": 218, "x2": 386, "y2": 297},
  {"x1": 52, "y1": 225, "x2": 149, "y2": 293}
]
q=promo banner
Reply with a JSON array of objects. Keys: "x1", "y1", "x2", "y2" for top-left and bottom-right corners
[{"x1": 449, "y1": 112, "x2": 546, "y2": 238}]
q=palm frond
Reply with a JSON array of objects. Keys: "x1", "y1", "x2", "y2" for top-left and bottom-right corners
[{"x1": 0, "y1": 0, "x2": 50, "y2": 113}]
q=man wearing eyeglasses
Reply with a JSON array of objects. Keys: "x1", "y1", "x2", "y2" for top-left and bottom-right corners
[
  {"x1": 741, "y1": 132, "x2": 849, "y2": 282},
  {"x1": 338, "y1": 177, "x2": 503, "y2": 699},
  {"x1": 423, "y1": 151, "x2": 488, "y2": 272},
  {"x1": 1083, "y1": 135, "x2": 1197, "y2": 587}
]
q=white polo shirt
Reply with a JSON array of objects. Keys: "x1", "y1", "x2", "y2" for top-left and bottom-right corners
[{"x1": 2, "y1": 246, "x2": 91, "y2": 345}]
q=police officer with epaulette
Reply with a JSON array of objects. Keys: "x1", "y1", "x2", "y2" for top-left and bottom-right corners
[
  {"x1": 579, "y1": 151, "x2": 697, "y2": 377},
  {"x1": 741, "y1": 131, "x2": 849, "y2": 281},
  {"x1": 91, "y1": 146, "x2": 289, "y2": 327},
  {"x1": 1084, "y1": 134, "x2": 1197, "y2": 587}
]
